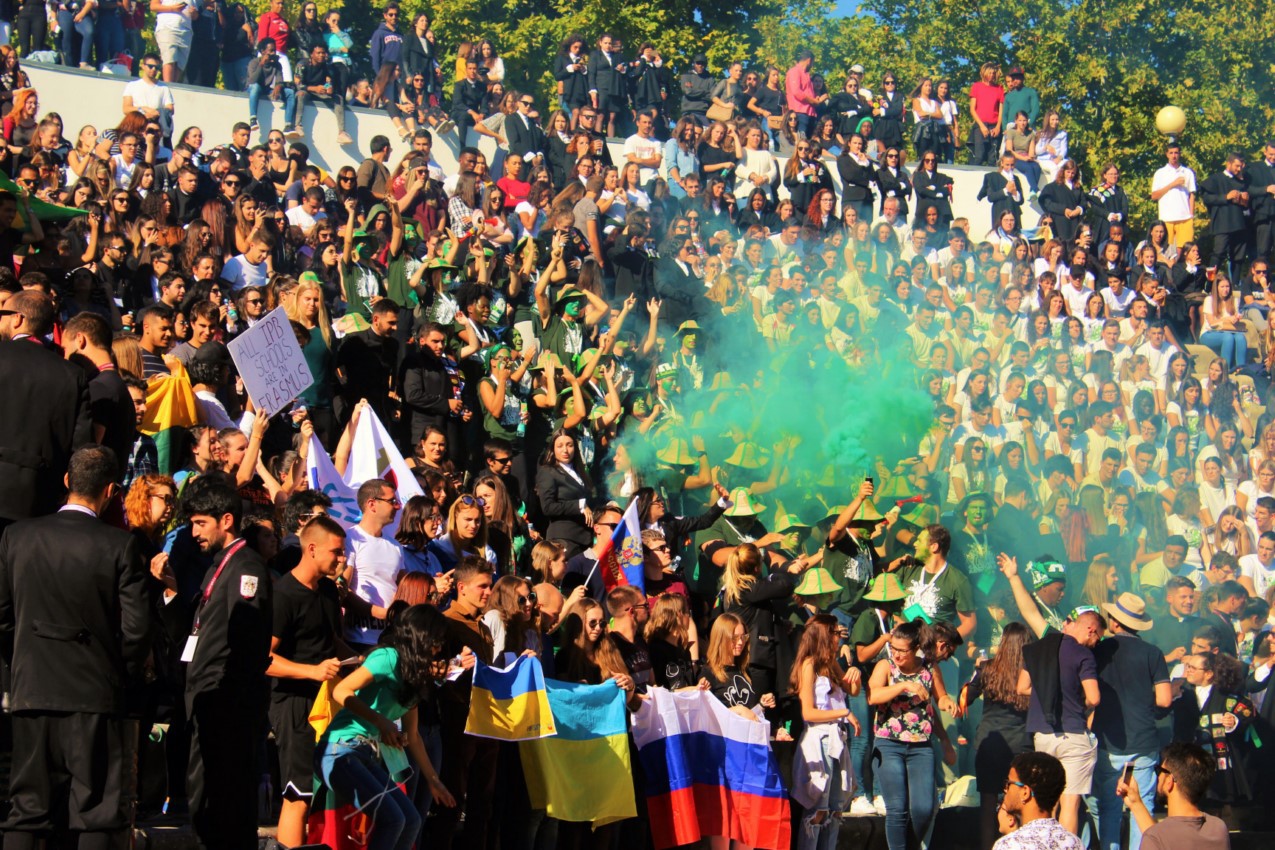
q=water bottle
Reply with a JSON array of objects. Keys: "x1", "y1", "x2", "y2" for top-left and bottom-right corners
[
  {"x1": 226, "y1": 300, "x2": 239, "y2": 334},
  {"x1": 516, "y1": 400, "x2": 527, "y2": 438}
]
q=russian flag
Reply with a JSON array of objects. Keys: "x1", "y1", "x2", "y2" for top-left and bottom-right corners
[
  {"x1": 632, "y1": 688, "x2": 791, "y2": 850},
  {"x1": 590, "y1": 497, "x2": 645, "y2": 593}
]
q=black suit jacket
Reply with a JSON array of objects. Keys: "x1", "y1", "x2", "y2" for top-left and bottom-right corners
[
  {"x1": 1038, "y1": 182, "x2": 1087, "y2": 243},
  {"x1": 587, "y1": 51, "x2": 624, "y2": 104},
  {"x1": 0, "y1": 339, "x2": 93, "y2": 522},
  {"x1": 1201, "y1": 170, "x2": 1252, "y2": 236},
  {"x1": 184, "y1": 541, "x2": 272, "y2": 705},
  {"x1": 875, "y1": 166, "x2": 912, "y2": 216},
  {"x1": 553, "y1": 53, "x2": 590, "y2": 107},
  {"x1": 400, "y1": 349, "x2": 451, "y2": 445},
  {"x1": 654, "y1": 258, "x2": 708, "y2": 331},
  {"x1": 534, "y1": 464, "x2": 593, "y2": 550},
  {"x1": 0, "y1": 509, "x2": 150, "y2": 713},
  {"x1": 1248, "y1": 159, "x2": 1275, "y2": 223},
  {"x1": 977, "y1": 170, "x2": 1024, "y2": 228},
  {"x1": 913, "y1": 168, "x2": 954, "y2": 224},
  {"x1": 507, "y1": 112, "x2": 547, "y2": 161}
]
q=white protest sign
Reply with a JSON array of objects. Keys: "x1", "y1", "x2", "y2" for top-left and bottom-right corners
[{"x1": 226, "y1": 306, "x2": 315, "y2": 419}]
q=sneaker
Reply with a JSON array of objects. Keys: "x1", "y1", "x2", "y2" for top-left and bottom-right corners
[
  {"x1": 436, "y1": 119, "x2": 455, "y2": 136},
  {"x1": 336, "y1": 132, "x2": 353, "y2": 145},
  {"x1": 248, "y1": 117, "x2": 259, "y2": 132},
  {"x1": 847, "y1": 797, "x2": 878, "y2": 817},
  {"x1": 79, "y1": 62, "x2": 94, "y2": 71},
  {"x1": 872, "y1": 796, "x2": 886, "y2": 816},
  {"x1": 284, "y1": 124, "x2": 303, "y2": 139}
]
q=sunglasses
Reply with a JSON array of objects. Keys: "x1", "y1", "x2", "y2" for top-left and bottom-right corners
[
  {"x1": 458, "y1": 494, "x2": 487, "y2": 508},
  {"x1": 144, "y1": 63, "x2": 161, "y2": 71},
  {"x1": 223, "y1": 180, "x2": 241, "y2": 187}
]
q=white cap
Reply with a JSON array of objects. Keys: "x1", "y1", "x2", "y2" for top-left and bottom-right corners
[{"x1": 850, "y1": 64, "x2": 865, "y2": 74}]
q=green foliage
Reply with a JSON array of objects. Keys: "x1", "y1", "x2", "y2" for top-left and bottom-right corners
[{"x1": 756, "y1": 0, "x2": 1275, "y2": 231}]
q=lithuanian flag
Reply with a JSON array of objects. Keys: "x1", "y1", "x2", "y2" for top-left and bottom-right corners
[{"x1": 140, "y1": 363, "x2": 199, "y2": 474}]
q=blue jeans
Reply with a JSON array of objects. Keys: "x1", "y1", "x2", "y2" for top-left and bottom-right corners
[
  {"x1": 57, "y1": 10, "x2": 94, "y2": 66},
  {"x1": 1086, "y1": 750, "x2": 1157, "y2": 850},
  {"x1": 248, "y1": 83, "x2": 296, "y2": 127},
  {"x1": 848, "y1": 690, "x2": 870, "y2": 798},
  {"x1": 875, "y1": 738, "x2": 937, "y2": 850},
  {"x1": 1199, "y1": 330, "x2": 1248, "y2": 368},
  {"x1": 316, "y1": 738, "x2": 421, "y2": 850},
  {"x1": 94, "y1": 11, "x2": 123, "y2": 64},
  {"x1": 1015, "y1": 160, "x2": 1043, "y2": 194},
  {"x1": 797, "y1": 734, "x2": 849, "y2": 850},
  {"x1": 407, "y1": 724, "x2": 442, "y2": 822},
  {"x1": 222, "y1": 56, "x2": 251, "y2": 92}
]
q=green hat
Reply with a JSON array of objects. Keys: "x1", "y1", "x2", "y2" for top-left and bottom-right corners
[
  {"x1": 655, "y1": 437, "x2": 696, "y2": 466},
  {"x1": 724, "y1": 487, "x2": 765, "y2": 517},
  {"x1": 654, "y1": 363, "x2": 678, "y2": 382},
  {"x1": 1027, "y1": 559, "x2": 1067, "y2": 591},
  {"x1": 426, "y1": 257, "x2": 459, "y2": 271},
  {"x1": 724, "y1": 441, "x2": 770, "y2": 470},
  {"x1": 674, "y1": 320, "x2": 701, "y2": 337},
  {"x1": 352, "y1": 228, "x2": 377, "y2": 243},
  {"x1": 862, "y1": 572, "x2": 909, "y2": 603},
  {"x1": 773, "y1": 508, "x2": 811, "y2": 534},
  {"x1": 554, "y1": 287, "x2": 588, "y2": 312},
  {"x1": 794, "y1": 566, "x2": 843, "y2": 597},
  {"x1": 573, "y1": 348, "x2": 600, "y2": 372}
]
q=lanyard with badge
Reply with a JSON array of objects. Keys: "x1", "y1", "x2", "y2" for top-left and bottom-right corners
[
  {"x1": 905, "y1": 563, "x2": 946, "y2": 621},
  {"x1": 181, "y1": 539, "x2": 247, "y2": 663}
]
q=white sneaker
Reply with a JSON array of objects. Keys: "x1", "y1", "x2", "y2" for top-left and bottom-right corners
[
  {"x1": 436, "y1": 119, "x2": 455, "y2": 136},
  {"x1": 872, "y1": 795, "x2": 886, "y2": 816},
  {"x1": 847, "y1": 797, "x2": 878, "y2": 817},
  {"x1": 336, "y1": 132, "x2": 353, "y2": 145}
]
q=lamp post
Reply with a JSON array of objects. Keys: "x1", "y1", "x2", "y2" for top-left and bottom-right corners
[{"x1": 1155, "y1": 105, "x2": 1186, "y2": 145}]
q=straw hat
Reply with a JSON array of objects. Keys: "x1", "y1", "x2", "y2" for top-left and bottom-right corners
[
  {"x1": 723, "y1": 441, "x2": 771, "y2": 469},
  {"x1": 862, "y1": 572, "x2": 908, "y2": 603},
  {"x1": 724, "y1": 487, "x2": 765, "y2": 517},
  {"x1": 655, "y1": 437, "x2": 696, "y2": 467},
  {"x1": 1102, "y1": 592, "x2": 1154, "y2": 632},
  {"x1": 773, "y1": 508, "x2": 811, "y2": 534},
  {"x1": 794, "y1": 566, "x2": 843, "y2": 597},
  {"x1": 848, "y1": 498, "x2": 886, "y2": 531}
]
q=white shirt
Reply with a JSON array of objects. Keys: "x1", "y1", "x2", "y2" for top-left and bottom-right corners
[
  {"x1": 622, "y1": 133, "x2": 663, "y2": 184},
  {"x1": 1151, "y1": 163, "x2": 1197, "y2": 222},
  {"x1": 123, "y1": 78, "x2": 175, "y2": 116},
  {"x1": 345, "y1": 525, "x2": 407, "y2": 645},
  {"x1": 195, "y1": 390, "x2": 237, "y2": 430},
  {"x1": 1241, "y1": 553, "x2": 1275, "y2": 599},
  {"x1": 285, "y1": 204, "x2": 326, "y2": 233},
  {"x1": 1061, "y1": 282, "x2": 1094, "y2": 317},
  {"x1": 220, "y1": 254, "x2": 268, "y2": 292}
]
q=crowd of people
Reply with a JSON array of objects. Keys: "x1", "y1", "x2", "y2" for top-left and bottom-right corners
[{"x1": 3, "y1": 16, "x2": 1275, "y2": 850}]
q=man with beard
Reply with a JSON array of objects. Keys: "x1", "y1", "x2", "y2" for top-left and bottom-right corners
[
  {"x1": 182, "y1": 477, "x2": 272, "y2": 850},
  {"x1": 400, "y1": 321, "x2": 458, "y2": 445},
  {"x1": 1117, "y1": 743, "x2": 1229, "y2": 850},
  {"x1": 949, "y1": 493, "x2": 996, "y2": 598}
]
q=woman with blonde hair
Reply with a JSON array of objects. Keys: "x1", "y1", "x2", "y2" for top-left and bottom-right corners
[
  {"x1": 426, "y1": 493, "x2": 496, "y2": 573},
  {"x1": 703, "y1": 611, "x2": 775, "y2": 720},
  {"x1": 111, "y1": 334, "x2": 145, "y2": 379},
  {"x1": 285, "y1": 272, "x2": 336, "y2": 446},
  {"x1": 1079, "y1": 555, "x2": 1119, "y2": 608}
]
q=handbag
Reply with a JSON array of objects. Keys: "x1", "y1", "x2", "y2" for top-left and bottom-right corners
[
  {"x1": 706, "y1": 102, "x2": 735, "y2": 123},
  {"x1": 767, "y1": 115, "x2": 784, "y2": 130}
]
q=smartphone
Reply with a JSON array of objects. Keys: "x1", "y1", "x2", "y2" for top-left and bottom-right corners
[
  {"x1": 1121, "y1": 763, "x2": 1134, "y2": 787},
  {"x1": 865, "y1": 476, "x2": 874, "y2": 486}
]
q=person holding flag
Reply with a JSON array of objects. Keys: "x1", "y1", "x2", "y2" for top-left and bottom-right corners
[
  {"x1": 588, "y1": 495, "x2": 647, "y2": 594},
  {"x1": 563, "y1": 503, "x2": 623, "y2": 601}
]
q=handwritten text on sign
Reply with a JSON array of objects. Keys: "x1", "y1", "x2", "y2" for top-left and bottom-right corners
[{"x1": 227, "y1": 306, "x2": 315, "y2": 419}]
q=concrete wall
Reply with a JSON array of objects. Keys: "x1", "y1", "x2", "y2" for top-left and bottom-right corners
[{"x1": 26, "y1": 61, "x2": 1040, "y2": 236}]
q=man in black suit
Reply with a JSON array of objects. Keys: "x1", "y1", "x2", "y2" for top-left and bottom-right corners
[
  {"x1": 336, "y1": 298, "x2": 401, "y2": 428},
  {"x1": 1202, "y1": 152, "x2": 1253, "y2": 281},
  {"x1": 0, "y1": 291, "x2": 92, "y2": 529},
  {"x1": 0, "y1": 445, "x2": 150, "y2": 850},
  {"x1": 506, "y1": 92, "x2": 547, "y2": 163},
  {"x1": 977, "y1": 152, "x2": 1024, "y2": 230},
  {"x1": 450, "y1": 58, "x2": 487, "y2": 146},
  {"x1": 1249, "y1": 141, "x2": 1275, "y2": 262},
  {"x1": 655, "y1": 234, "x2": 709, "y2": 333},
  {"x1": 913, "y1": 152, "x2": 954, "y2": 229},
  {"x1": 62, "y1": 312, "x2": 135, "y2": 468},
  {"x1": 400, "y1": 321, "x2": 458, "y2": 446},
  {"x1": 181, "y1": 477, "x2": 272, "y2": 850}
]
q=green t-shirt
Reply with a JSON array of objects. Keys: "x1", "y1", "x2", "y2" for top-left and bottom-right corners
[
  {"x1": 850, "y1": 608, "x2": 891, "y2": 669},
  {"x1": 898, "y1": 562, "x2": 974, "y2": 629},
  {"x1": 322, "y1": 647, "x2": 414, "y2": 743}
]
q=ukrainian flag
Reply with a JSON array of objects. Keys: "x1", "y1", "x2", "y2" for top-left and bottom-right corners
[
  {"x1": 466, "y1": 655, "x2": 557, "y2": 741},
  {"x1": 520, "y1": 679, "x2": 636, "y2": 826}
]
